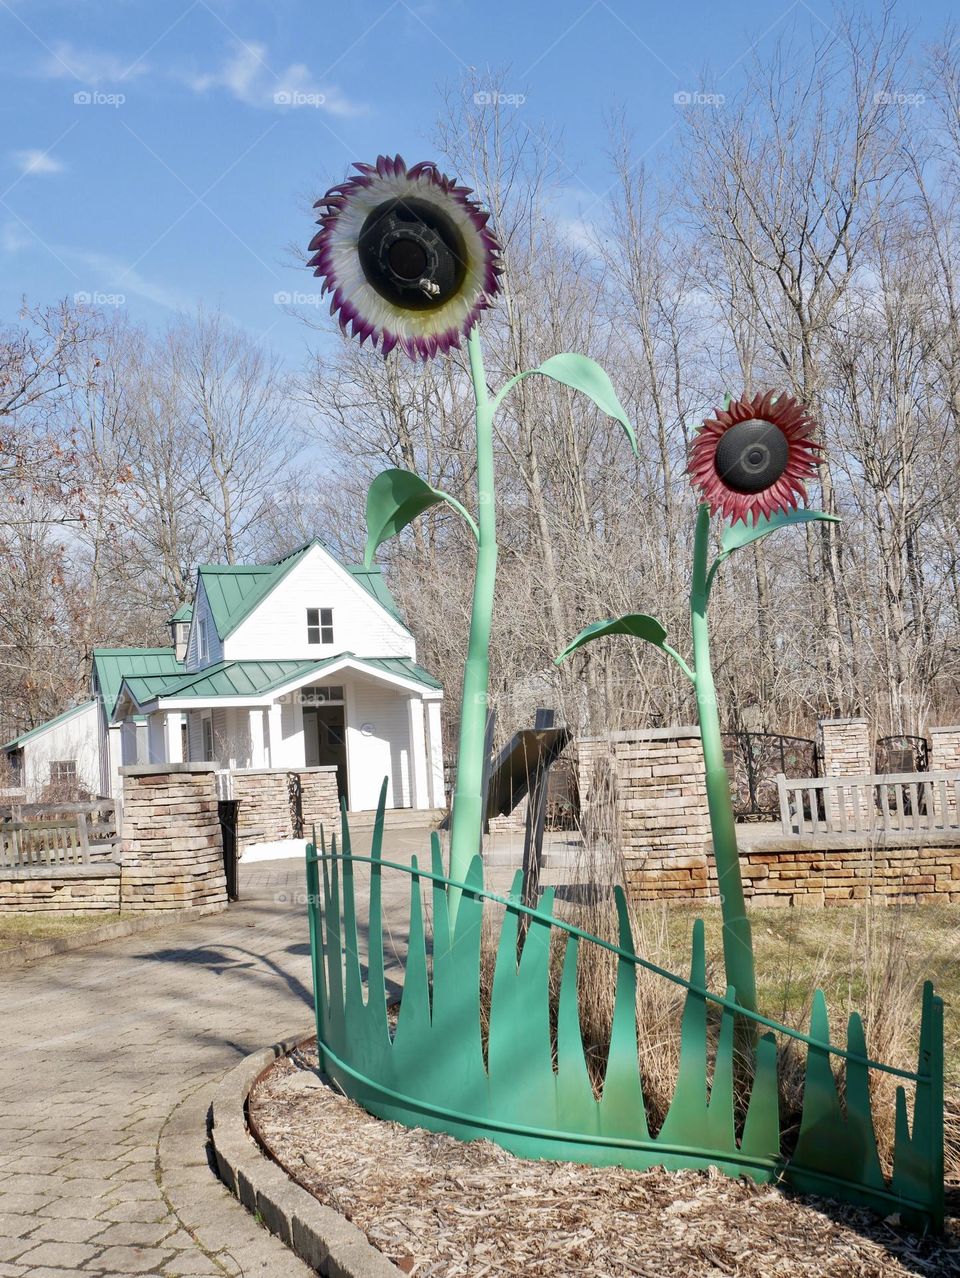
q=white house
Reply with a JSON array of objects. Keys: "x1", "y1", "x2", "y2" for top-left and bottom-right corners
[{"x1": 3, "y1": 541, "x2": 445, "y2": 812}]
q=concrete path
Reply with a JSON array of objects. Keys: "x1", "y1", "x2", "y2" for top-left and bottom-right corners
[{"x1": 0, "y1": 829, "x2": 580, "y2": 1277}]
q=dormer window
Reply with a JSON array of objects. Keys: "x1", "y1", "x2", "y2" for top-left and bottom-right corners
[{"x1": 307, "y1": 607, "x2": 333, "y2": 645}]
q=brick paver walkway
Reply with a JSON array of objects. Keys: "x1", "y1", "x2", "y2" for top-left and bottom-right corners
[{"x1": 0, "y1": 830, "x2": 575, "y2": 1276}]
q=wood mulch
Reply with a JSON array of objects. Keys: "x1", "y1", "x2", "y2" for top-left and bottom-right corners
[{"x1": 248, "y1": 1041, "x2": 960, "y2": 1278}]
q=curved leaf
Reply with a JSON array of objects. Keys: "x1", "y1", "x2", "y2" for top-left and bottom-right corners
[
  {"x1": 530, "y1": 354, "x2": 637, "y2": 455},
  {"x1": 364, "y1": 469, "x2": 477, "y2": 567},
  {"x1": 720, "y1": 509, "x2": 840, "y2": 556},
  {"x1": 555, "y1": 613, "x2": 667, "y2": 664}
]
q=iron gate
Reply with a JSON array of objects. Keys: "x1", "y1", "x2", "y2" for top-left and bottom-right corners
[
  {"x1": 876, "y1": 734, "x2": 929, "y2": 774},
  {"x1": 722, "y1": 731, "x2": 818, "y2": 820}
]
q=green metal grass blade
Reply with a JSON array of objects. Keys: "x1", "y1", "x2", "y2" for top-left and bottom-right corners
[
  {"x1": 428, "y1": 837, "x2": 487, "y2": 1115},
  {"x1": 555, "y1": 935, "x2": 599, "y2": 1135},
  {"x1": 658, "y1": 919, "x2": 709, "y2": 1148},
  {"x1": 488, "y1": 870, "x2": 527, "y2": 1121},
  {"x1": 599, "y1": 887, "x2": 648, "y2": 1141},
  {"x1": 740, "y1": 1032, "x2": 780, "y2": 1161},
  {"x1": 843, "y1": 1012, "x2": 885, "y2": 1190},
  {"x1": 704, "y1": 984, "x2": 736, "y2": 1153},
  {"x1": 323, "y1": 831, "x2": 345, "y2": 1049},
  {"x1": 390, "y1": 855, "x2": 431, "y2": 1076},
  {"x1": 792, "y1": 989, "x2": 845, "y2": 1176}
]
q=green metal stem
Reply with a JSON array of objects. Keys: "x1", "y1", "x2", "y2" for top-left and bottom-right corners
[
  {"x1": 690, "y1": 503, "x2": 758, "y2": 1016},
  {"x1": 447, "y1": 329, "x2": 498, "y2": 922}
]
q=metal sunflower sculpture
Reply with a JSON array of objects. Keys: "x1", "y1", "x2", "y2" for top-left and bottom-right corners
[
  {"x1": 311, "y1": 155, "x2": 637, "y2": 914},
  {"x1": 688, "y1": 390, "x2": 822, "y2": 524},
  {"x1": 308, "y1": 155, "x2": 502, "y2": 359},
  {"x1": 558, "y1": 392, "x2": 838, "y2": 1017}
]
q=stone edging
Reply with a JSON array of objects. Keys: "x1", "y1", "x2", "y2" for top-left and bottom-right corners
[
  {"x1": 0, "y1": 901, "x2": 227, "y2": 971},
  {"x1": 211, "y1": 1030, "x2": 402, "y2": 1277}
]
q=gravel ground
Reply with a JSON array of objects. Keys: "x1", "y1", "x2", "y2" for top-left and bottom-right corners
[{"x1": 249, "y1": 1042, "x2": 960, "y2": 1278}]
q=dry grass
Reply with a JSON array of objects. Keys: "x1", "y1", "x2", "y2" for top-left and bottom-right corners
[
  {"x1": 0, "y1": 910, "x2": 136, "y2": 950},
  {"x1": 251, "y1": 1046, "x2": 960, "y2": 1277}
]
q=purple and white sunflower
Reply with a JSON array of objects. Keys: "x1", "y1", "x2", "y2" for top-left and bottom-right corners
[{"x1": 307, "y1": 155, "x2": 503, "y2": 360}]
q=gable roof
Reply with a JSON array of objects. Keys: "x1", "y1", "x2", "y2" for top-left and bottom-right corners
[
  {"x1": 119, "y1": 654, "x2": 441, "y2": 711},
  {"x1": 2, "y1": 699, "x2": 95, "y2": 752},
  {"x1": 169, "y1": 602, "x2": 193, "y2": 623},
  {"x1": 92, "y1": 647, "x2": 185, "y2": 718},
  {"x1": 196, "y1": 540, "x2": 411, "y2": 640}
]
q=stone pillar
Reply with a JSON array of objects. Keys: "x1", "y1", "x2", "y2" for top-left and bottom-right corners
[
  {"x1": 579, "y1": 727, "x2": 710, "y2": 903},
  {"x1": 819, "y1": 716, "x2": 873, "y2": 827},
  {"x1": 406, "y1": 696, "x2": 429, "y2": 810},
  {"x1": 929, "y1": 726, "x2": 960, "y2": 816},
  {"x1": 819, "y1": 717, "x2": 872, "y2": 776},
  {"x1": 119, "y1": 764, "x2": 227, "y2": 911},
  {"x1": 299, "y1": 766, "x2": 340, "y2": 838},
  {"x1": 929, "y1": 726, "x2": 960, "y2": 773}
]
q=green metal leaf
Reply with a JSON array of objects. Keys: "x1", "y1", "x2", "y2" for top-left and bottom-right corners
[
  {"x1": 530, "y1": 354, "x2": 638, "y2": 455},
  {"x1": 720, "y1": 509, "x2": 840, "y2": 556},
  {"x1": 363, "y1": 468, "x2": 478, "y2": 568},
  {"x1": 556, "y1": 613, "x2": 668, "y2": 664}
]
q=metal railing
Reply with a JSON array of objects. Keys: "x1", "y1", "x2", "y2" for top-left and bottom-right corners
[{"x1": 776, "y1": 770, "x2": 960, "y2": 836}]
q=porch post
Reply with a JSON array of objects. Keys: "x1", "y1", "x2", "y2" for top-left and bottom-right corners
[
  {"x1": 425, "y1": 699, "x2": 445, "y2": 809},
  {"x1": 407, "y1": 695, "x2": 430, "y2": 811},
  {"x1": 163, "y1": 711, "x2": 183, "y2": 764},
  {"x1": 267, "y1": 702, "x2": 284, "y2": 768},
  {"x1": 249, "y1": 708, "x2": 267, "y2": 768},
  {"x1": 147, "y1": 713, "x2": 166, "y2": 763}
]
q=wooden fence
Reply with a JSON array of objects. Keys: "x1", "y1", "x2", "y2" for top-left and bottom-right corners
[
  {"x1": 776, "y1": 770, "x2": 960, "y2": 836},
  {"x1": 0, "y1": 801, "x2": 117, "y2": 871}
]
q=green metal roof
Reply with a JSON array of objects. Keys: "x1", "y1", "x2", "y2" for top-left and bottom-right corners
[
  {"x1": 357, "y1": 656, "x2": 442, "y2": 690},
  {"x1": 169, "y1": 602, "x2": 193, "y2": 623},
  {"x1": 196, "y1": 540, "x2": 410, "y2": 641},
  {"x1": 346, "y1": 565, "x2": 410, "y2": 631},
  {"x1": 92, "y1": 647, "x2": 184, "y2": 718},
  {"x1": 197, "y1": 540, "x2": 318, "y2": 640},
  {"x1": 121, "y1": 654, "x2": 442, "y2": 709},
  {"x1": 2, "y1": 699, "x2": 96, "y2": 752}
]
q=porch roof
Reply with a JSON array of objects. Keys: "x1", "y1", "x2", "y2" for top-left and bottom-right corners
[
  {"x1": 92, "y1": 647, "x2": 185, "y2": 717},
  {"x1": 118, "y1": 653, "x2": 442, "y2": 713}
]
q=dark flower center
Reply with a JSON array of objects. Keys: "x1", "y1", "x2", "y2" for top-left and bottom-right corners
[
  {"x1": 714, "y1": 418, "x2": 789, "y2": 494},
  {"x1": 358, "y1": 198, "x2": 466, "y2": 311}
]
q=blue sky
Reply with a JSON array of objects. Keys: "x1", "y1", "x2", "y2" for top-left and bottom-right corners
[{"x1": 0, "y1": 0, "x2": 950, "y2": 364}]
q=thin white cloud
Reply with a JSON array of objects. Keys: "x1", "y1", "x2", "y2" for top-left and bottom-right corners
[
  {"x1": 58, "y1": 246, "x2": 192, "y2": 312},
  {"x1": 38, "y1": 41, "x2": 149, "y2": 84},
  {"x1": 1, "y1": 221, "x2": 32, "y2": 254},
  {"x1": 12, "y1": 149, "x2": 65, "y2": 176},
  {"x1": 184, "y1": 40, "x2": 366, "y2": 117}
]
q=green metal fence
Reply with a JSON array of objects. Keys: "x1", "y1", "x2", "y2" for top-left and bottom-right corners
[{"x1": 305, "y1": 801, "x2": 945, "y2": 1234}]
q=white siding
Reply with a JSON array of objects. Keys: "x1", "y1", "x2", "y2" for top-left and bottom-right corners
[
  {"x1": 225, "y1": 544, "x2": 415, "y2": 663},
  {"x1": 184, "y1": 579, "x2": 224, "y2": 671},
  {"x1": 346, "y1": 676, "x2": 411, "y2": 810},
  {"x1": 18, "y1": 702, "x2": 100, "y2": 801}
]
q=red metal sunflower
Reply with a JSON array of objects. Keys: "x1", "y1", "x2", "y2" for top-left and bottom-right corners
[{"x1": 688, "y1": 390, "x2": 822, "y2": 524}]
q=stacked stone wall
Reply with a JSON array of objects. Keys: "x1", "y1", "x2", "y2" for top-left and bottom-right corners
[{"x1": 120, "y1": 765, "x2": 227, "y2": 911}]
